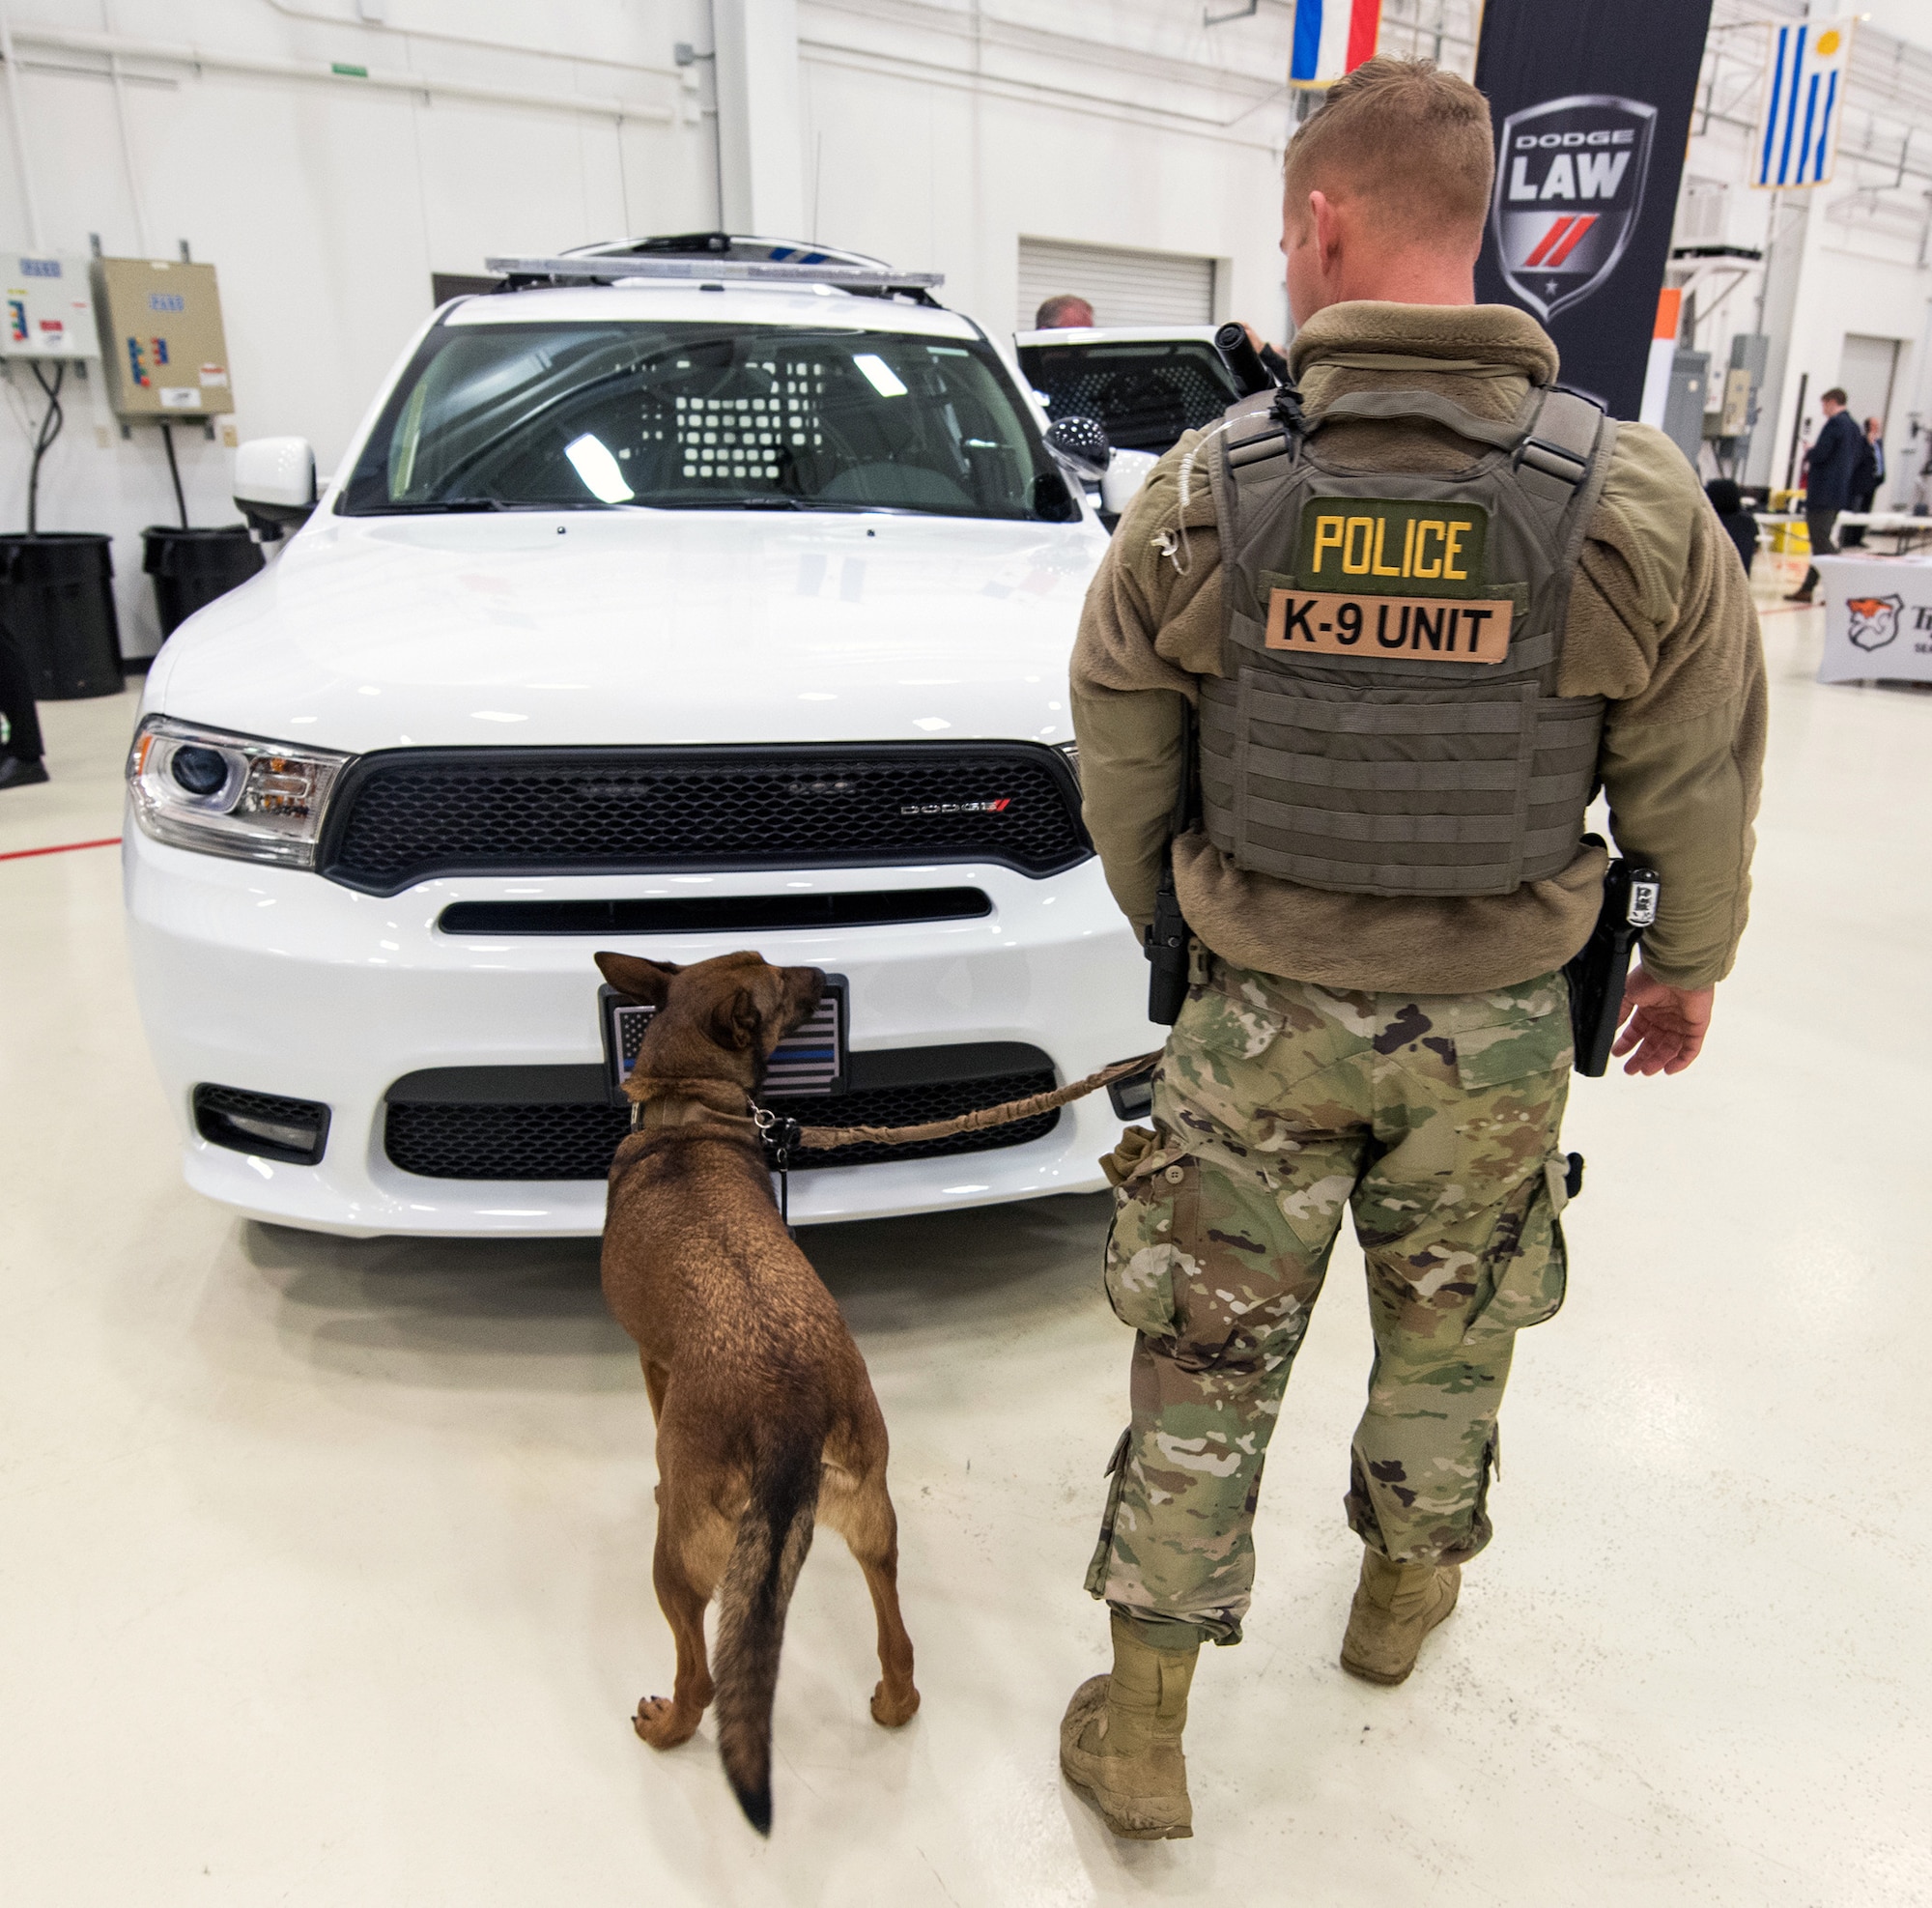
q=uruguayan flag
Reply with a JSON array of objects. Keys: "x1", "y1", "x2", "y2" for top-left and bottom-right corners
[
  {"x1": 1754, "y1": 16, "x2": 1854, "y2": 188},
  {"x1": 1289, "y1": 0, "x2": 1381, "y2": 89}
]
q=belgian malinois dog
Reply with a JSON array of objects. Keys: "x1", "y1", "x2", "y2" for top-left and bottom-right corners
[{"x1": 595, "y1": 950, "x2": 920, "y2": 1834}]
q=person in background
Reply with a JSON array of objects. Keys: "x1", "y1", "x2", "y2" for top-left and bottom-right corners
[
  {"x1": 1705, "y1": 477, "x2": 1759, "y2": 580},
  {"x1": 1787, "y1": 386, "x2": 1861, "y2": 601},
  {"x1": 0, "y1": 619, "x2": 48, "y2": 790},
  {"x1": 1240, "y1": 321, "x2": 1291, "y2": 384},
  {"x1": 1838, "y1": 416, "x2": 1885, "y2": 548},
  {"x1": 1035, "y1": 294, "x2": 1096, "y2": 329}
]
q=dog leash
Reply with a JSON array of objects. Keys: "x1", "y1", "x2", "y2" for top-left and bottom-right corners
[{"x1": 751, "y1": 1049, "x2": 1162, "y2": 1228}]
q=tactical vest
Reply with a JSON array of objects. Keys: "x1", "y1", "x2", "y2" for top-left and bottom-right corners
[{"x1": 1198, "y1": 382, "x2": 1616, "y2": 898}]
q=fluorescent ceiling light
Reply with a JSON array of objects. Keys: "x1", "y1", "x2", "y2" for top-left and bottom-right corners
[
  {"x1": 852, "y1": 353, "x2": 908, "y2": 398},
  {"x1": 565, "y1": 432, "x2": 635, "y2": 502}
]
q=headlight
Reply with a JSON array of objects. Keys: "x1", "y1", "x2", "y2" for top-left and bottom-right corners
[{"x1": 127, "y1": 716, "x2": 353, "y2": 867}]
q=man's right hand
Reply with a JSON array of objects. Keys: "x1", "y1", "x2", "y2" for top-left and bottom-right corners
[{"x1": 1612, "y1": 965, "x2": 1715, "y2": 1075}]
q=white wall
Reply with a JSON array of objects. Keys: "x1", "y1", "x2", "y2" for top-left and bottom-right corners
[
  {"x1": 1678, "y1": 2, "x2": 1932, "y2": 502},
  {"x1": 0, "y1": 0, "x2": 717, "y2": 656},
  {"x1": 795, "y1": 0, "x2": 1298, "y2": 350},
  {"x1": 0, "y1": 1, "x2": 1333, "y2": 660}
]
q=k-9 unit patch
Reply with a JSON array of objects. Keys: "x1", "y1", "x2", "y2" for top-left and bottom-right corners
[{"x1": 1264, "y1": 587, "x2": 1514, "y2": 663}]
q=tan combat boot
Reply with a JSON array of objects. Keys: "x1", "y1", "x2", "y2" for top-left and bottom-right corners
[
  {"x1": 1339, "y1": 1549, "x2": 1461, "y2": 1686},
  {"x1": 1059, "y1": 1614, "x2": 1198, "y2": 1839}
]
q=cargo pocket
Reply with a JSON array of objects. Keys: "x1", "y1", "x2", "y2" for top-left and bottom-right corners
[
  {"x1": 1453, "y1": 974, "x2": 1574, "y2": 1092},
  {"x1": 1463, "y1": 1150, "x2": 1571, "y2": 1344},
  {"x1": 1101, "y1": 1150, "x2": 1198, "y2": 1338},
  {"x1": 1083, "y1": 1428, "x2": 1133, "y2": 1598}
]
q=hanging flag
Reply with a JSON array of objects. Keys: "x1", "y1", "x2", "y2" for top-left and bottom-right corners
[
  {"x1": 1289, "y1": 0, "x2": 1381, "y2": 89},
  {"x1": 1753, "y1": 17, "x2": 1854, "y2": 188}
]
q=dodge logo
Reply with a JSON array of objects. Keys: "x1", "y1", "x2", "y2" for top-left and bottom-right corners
[{"x1": 1492, "y1": 93, "x2": 1656, "y2": 323}]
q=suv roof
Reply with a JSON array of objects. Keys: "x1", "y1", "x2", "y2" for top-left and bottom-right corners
[
  {"x1": 1012, "y1": 324, "x2": 1223, "y2": 348},
  {"x1": 486, "y1": 232, "x2": 945, "y2": 303}
]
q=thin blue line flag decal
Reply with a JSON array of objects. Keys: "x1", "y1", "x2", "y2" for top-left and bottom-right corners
[{"x1": 1754, "y1": 16, "x2": 1854, "y2": 188}]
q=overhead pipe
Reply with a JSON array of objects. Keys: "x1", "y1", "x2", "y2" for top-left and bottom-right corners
[
  {"x1": 5, "y1": 24, "x2": 676, "y2": 127},
  {"x1": 258, "y1": 0, "x2": 686, "y2": 81}
]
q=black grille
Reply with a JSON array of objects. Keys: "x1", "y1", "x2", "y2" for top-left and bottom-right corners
[
  {"x1": 383, "y1": 1068, "x2": 1060, "y2": 1180},
  {"x1": 437, "y1": 886, "x2": 991, "y2": 936},
  {"x1": 319, "y1": 744, "x2": 1088, "y2": 896},
  {"x1": 193, "y1": 1084, "x2": 330, "y2": 1165}
]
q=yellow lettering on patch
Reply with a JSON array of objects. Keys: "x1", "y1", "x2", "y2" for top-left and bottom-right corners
[
  {"x1": 1371, "y1": 518, "x2": 1403, "y2": 577},
  {"x1": 1412, "y1": 520, "x2": 1443, "y2": 578},
  {"x1": 1342, "y1": 517, "x2": 1375, "y2": 574},
  {"x1": 1311, "y1": 515, "x2": 1346, "y2": 575},
  {"x1": 1442, "y1": 520, "x2": 1470, "y2": 581}
]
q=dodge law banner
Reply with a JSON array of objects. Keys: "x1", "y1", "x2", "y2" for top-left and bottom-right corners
[{"x1": 1473, "y1": 0, "x2": 1715, "y2": 419}]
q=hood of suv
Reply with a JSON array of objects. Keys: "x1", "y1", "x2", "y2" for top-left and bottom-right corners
[{"x1": 144, "y1": 508, "x2": 1108, "y2": 754}]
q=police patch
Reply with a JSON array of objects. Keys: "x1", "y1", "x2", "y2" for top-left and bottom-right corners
[{"x1": 1296, "y1": 497, "x2": 1492, "y2": 596}]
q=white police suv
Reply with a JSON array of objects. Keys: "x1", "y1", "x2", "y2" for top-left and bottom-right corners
[{"x1": 125, "y1": 235, "x2": 1148, "y2": 1238}]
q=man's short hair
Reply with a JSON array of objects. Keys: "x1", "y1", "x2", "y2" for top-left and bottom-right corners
[
  {"x1": 1035, "y1": 294, "x2": 1095, "y2": 329},
  {"x1": 1282, "y1": 57, "x2": 1494, "y2": 249},
  {"x1": 1821, "y1": 386, "x2": 1848, "y2": 406}
]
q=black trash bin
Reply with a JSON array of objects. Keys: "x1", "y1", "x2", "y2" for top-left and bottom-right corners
[
  {"x1": 0, "y1": 532, "x2": 123, "y2": 700},
  {"x1": 142, "y1": 525, "x2": 265, "y2": 640}
]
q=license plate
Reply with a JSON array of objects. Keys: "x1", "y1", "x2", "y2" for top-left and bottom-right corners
[{"x1": 600, "y1": 975, "x2": 847, "y2": 1105}]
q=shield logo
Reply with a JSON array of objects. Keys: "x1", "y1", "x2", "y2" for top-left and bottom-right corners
[
  {"x1": 1846, "y1": 593, "x2": 1904, "y2": 651},
  {"x1": 1492, "y1": 94, "x2": 1657, "y2": 323}
]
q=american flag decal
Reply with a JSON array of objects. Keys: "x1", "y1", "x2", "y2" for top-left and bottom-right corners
[{"x1": 603, "y1": 974, "x2": 848, "y2": 1100}]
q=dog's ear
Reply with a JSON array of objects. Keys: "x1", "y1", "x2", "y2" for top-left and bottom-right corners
[
  {"x1": 708, "y1": 986, "x2": 762, "y2": 1052},
  {"x1": 594, "y1": 953, "x2": 681, "y2": 1007}
]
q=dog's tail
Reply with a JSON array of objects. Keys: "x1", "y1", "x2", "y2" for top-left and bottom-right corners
[{"x1": 713, "y1": 1424, "x2": 822, "y2": 1836}]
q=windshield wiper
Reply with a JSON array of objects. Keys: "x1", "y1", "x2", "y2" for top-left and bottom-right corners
[
  {"x1": 370, "y1": 497, "x2": 626, "y2": 516},
  {"x1": 373, "y1": 497, "x2": 509, "y2": 514}
]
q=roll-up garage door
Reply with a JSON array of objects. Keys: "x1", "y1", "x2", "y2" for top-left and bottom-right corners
[{"x1": 1017, "y1": 239, "x2": 1216, "y2": 329}]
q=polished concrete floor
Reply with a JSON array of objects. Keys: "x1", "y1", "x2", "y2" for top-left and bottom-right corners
[{"x1": 4, "y1": 593, "x2": 1929, "y2": 1906}]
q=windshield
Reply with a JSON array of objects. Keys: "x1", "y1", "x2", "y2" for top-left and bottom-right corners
[
  {"x1": 1017, "y1": 338, "x2": 1240, "y2": 454},
  {"x1": 342, "y1": 317, "x2": 1079, "y2": 521}
]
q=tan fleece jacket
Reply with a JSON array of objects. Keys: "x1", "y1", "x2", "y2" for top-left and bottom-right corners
[{"x1": 1070, "y1": 300, "x2": 1768, "y2": 994}]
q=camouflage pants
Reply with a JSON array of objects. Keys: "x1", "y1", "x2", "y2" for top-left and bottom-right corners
[{"x1": 1085, "y1": 958, "x2": 1575, "y2": 1647}]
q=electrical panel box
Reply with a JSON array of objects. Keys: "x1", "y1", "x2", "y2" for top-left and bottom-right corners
[
  {"x1": 1662, "y1": 350, "x2": 1710, "y2": 469},
  {"x1": 92, "y1": 257, "x2": 234, "y2": 418},
  {"x1": 1, "y1": 254, "x2": 100, "y2": 359},
  {"x1": 1719, "y1": 366, "x2": 1754, "y2": 438}
]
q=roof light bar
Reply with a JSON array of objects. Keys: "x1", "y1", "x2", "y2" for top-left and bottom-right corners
[{"x1": 484, "y1": 254, "x2": 945, "y2": 291}]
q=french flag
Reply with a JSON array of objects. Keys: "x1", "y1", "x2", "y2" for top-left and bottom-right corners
[{"x1": 1290, "y1": 0, "x2": 1380, "y2": 88}]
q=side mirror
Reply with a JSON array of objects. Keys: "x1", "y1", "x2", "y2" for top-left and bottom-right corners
[
  {"x1": 1044, "y1": 415, "x2": 1112, "y2": 483},
  {"x1": 233, "y1": 436, "x2": 318, "y2": 542},
  {"x1": 1101, "y1": 448, "x2": 1159, "y2": 521}
]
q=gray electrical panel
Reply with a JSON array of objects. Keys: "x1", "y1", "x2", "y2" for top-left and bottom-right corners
[
  {"x1": 1662, "y1": 350, "x2": 1711, "y2": 468},
  {"x1": 1728, "y1": 331, "x2": 1770, "y2": 470}
]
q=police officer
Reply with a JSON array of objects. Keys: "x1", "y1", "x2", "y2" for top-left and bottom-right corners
[{"x1": 1059, "y1": 58, "x2": 1767, "y2": 1841}]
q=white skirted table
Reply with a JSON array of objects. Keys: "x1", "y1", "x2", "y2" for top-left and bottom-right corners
[{"x1": 1811, "y1": 553, "x2": 1932, "y2": 684}]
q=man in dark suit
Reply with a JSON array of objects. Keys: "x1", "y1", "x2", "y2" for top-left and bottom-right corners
[
  {"x1": 1789, "y1": 387, "x2": 1861, "y2": 601},
  {"x1": 1838, "y1": 417, "x2": 1885, "y2": 547}
]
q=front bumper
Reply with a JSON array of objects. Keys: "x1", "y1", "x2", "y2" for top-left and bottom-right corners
[{"x1": 123, "y1": 820, "x2": 1149, "y2": 1236}]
